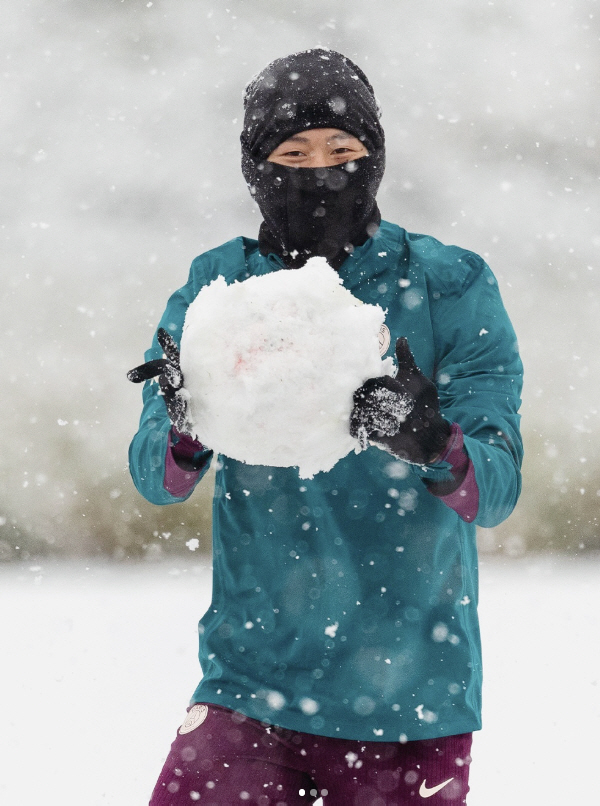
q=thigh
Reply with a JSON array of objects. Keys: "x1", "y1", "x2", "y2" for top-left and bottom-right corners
[
  {"x1": 308, "y1": 732, "x2": 473, "y2": 806},
  {"x1": 149, "y1": 703, "x2": 316, "y2": 806}
]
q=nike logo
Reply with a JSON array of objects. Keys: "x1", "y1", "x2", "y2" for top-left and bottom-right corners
[{"x1": 419, "y1": 777, "x2": 454, "y2": 798}]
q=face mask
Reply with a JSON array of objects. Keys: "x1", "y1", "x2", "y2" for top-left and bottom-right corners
[{"x1": 243, "y1": 149, "x2": 385, "y2": 269}]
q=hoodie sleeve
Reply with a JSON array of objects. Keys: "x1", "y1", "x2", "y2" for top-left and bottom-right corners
[
  {"x1": 128, "y1": 276, "x2": 213, "y2": 506},
  {"x1": 417, "y1": 252, "x2": 523, "y2": 528}
]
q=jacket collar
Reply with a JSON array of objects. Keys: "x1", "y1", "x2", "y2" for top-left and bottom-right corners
[
  {"x1": 245, "y1": 220, "x2": 407, "y2": 289},
  {"x1": 337, "y1": 221, "x2": 406, "y2": 290}
]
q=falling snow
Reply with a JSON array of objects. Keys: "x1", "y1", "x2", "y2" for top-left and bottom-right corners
[{"x1": 1, "y1": 4, "x2": 599, "y2": 806}]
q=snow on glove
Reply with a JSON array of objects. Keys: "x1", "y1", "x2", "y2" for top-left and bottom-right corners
[
  {"x1": 127, "y1": 328, "x2": 192, "y2": 436},
  {"x1": 350, "y1": 337, "x2": 451, "y2": 465}
]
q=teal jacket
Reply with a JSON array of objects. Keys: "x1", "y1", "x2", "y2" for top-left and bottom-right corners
[{"x1": 129, "y1": 221, "x2": 523, "y2": 742}]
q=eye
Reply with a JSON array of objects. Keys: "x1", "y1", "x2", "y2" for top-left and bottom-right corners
[{"x1": 272, "y1": 148, "x2": 307, "y2": 160}]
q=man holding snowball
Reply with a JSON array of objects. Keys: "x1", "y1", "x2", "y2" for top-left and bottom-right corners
[{"x1": 129, "y1": 49, "x2": 522, "y2": 805}]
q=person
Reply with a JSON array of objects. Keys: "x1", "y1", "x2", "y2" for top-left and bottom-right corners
[{"x1": 128, "y1": 48, "x2": 523, "y2": 806}]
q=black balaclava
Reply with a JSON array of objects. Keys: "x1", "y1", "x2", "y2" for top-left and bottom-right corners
[{"x1": 241, "y1": 48, "x2": 386, "y2": 269}]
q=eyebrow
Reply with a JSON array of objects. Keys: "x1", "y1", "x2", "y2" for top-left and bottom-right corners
[{"x1": 281, "y1": 132, "x2": 353, "y2": 144}]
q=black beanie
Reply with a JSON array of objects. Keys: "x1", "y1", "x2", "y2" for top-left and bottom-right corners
[{"x1": 241, "y1": 48, "x2": 385, "y2": 160}]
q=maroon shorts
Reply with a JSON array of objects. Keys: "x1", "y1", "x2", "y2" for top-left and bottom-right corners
[{"x1": 149, "y1": 703, "x2": 472, "y2": 805}]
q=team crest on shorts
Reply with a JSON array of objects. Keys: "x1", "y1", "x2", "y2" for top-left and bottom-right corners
[
  {"x1": 179, "y1": 704, "x2": 209, "y2": 734},
  {"x1": 378, "y1": 324, "x2": 391, "y2": 356}
]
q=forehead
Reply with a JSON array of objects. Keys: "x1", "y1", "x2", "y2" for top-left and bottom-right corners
[{"x1": 278, "y1": 128, "x2": 357, "y2": 144}]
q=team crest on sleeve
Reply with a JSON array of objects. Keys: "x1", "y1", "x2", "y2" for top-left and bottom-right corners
[
  {"x1": 378, "y1": 324, "x2": 391, "y2": 356},
  {"x1": 179, "y1": 703, "x2": 209, "y2": 734}
]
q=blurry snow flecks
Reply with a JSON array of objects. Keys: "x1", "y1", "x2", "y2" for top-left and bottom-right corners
[{"x1": 2, "y1": 0, "x2": 600, "y2": 556}]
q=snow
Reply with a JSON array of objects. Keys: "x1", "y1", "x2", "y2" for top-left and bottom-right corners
[
  {"x1": 180, "y1": 257, "x2": 393, "y2": 478},
  {"x1": 1, "y1": 555, "x2": 599, "y2": 805}
]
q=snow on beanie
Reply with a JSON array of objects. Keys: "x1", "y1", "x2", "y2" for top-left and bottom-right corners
[{"x1": 241, "y1": 48, "x2": 385, "y2": 160}]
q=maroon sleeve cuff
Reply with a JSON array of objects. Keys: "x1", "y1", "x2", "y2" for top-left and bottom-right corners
[
  {"x1": 427, "y1": 423, "x2": 479, "y2": 523},
  {"x1": 432, "y1": 460, "x2": 478, "y2": 522},
  {"x1": 164, "y1": 429, "x2": 204, "y2": 498}
]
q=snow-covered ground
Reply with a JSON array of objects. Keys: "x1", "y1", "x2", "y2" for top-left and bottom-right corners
[{"x1": 1, "y1": 554, "x2": 598, "y2": 805}]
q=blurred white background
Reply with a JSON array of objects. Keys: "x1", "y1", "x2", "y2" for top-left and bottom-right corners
[{"x1": 3, "y1": 0, "x2": 598, "y2": 560}]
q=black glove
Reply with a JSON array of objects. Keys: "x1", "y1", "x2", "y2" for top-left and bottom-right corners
[
  {"x1": 127, "y1": 328, "x2": 192, "y2": 436},
  {"x1": 350, "y1": 337, "x2": 451, "y2": 464}
]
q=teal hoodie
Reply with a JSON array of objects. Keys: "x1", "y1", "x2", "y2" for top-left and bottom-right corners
[{"x1": 129, "y1": 221, "x2": 523, "y2": 742}]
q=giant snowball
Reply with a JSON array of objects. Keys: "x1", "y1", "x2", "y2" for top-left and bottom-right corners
[{"x1": 180, "y1": 257, "x2": 393, "y2": 478}]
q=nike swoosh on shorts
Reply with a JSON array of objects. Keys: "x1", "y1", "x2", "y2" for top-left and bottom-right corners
[{"x1": 419, "y1": 777, "x2": 455, "y2": 798}]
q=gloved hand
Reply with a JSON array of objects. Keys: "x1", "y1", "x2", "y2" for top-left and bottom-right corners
[
  {"x1": 127, "y1": 328, "x2": 193, "y2": 436},
  {"x1": 350, "y1": 337, "x2": 451, "y2": 464}
]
